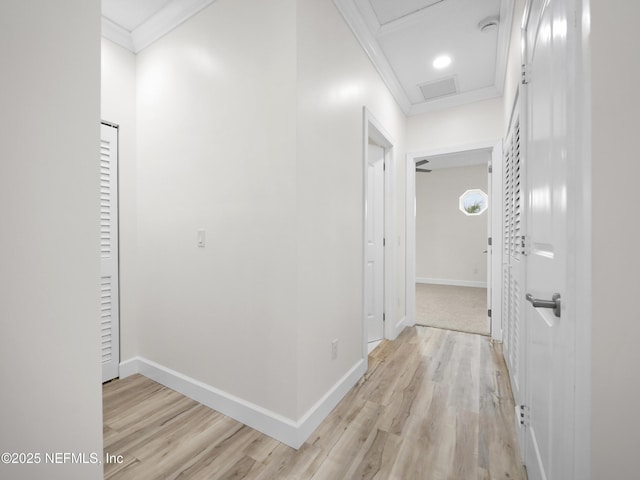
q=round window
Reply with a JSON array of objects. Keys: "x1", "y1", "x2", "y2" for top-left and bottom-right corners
[{"x1": 459, "y1": 189, "x2": 488, "y2": 216}]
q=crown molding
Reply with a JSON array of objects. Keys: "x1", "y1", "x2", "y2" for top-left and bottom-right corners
[
  {"x1": 132, "y1": 0, "x2": 217, "y2": 52},
  {"x1": 409, "y1": 85, "x2": 502, "y2": 116},
  {"x1": 335, "y1": 0, "x2": 515, "y2": 117},
  {"x1": 102, "y1": 16, "x2": 134, "y2": 52},
  {"x1": 376, "y1": 0, "x2": 447, "y2": 38},
  {"x1": 333, "y1": 0, "x2": 412, "y2": 114},
  {"x1": 495, "y1": 0, "x2": 516, "y2": 95},
  {"x1": 102, "y1": 0, "x2": 218, "y2": 54}
]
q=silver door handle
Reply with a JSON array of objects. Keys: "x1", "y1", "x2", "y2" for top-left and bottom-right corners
[{"x1": 526, "y1": 293, "x2": 561, "y2": 318}]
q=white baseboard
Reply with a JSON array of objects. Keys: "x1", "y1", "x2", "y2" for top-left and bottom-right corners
[
  {"x1": 118, "y1": 357, "x2": 140, "y2": 378},
  {"x1": 390, "y1": 315, "x2": 407, "y2": 339},
  {"x1": 416, "y1": 277, "x2": 487, "y2": 288},
  {"x1": 118, "y1": 356, "x2": 366, "y2": 449}
]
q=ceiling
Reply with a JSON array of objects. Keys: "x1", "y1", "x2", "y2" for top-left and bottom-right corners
[
  {"x1": 102, "y1": 0, "x2": 172, "y2": 32},
  {"x1": 102, "y1": 0, "x2": 513, "y2": 115},
  {"x1": 416, "y1": 148, "x2": 490, "y2": 171},
  {"x1": 335, "y1": 0, "x2": 513, "y2": 115},
  {"x1": 101, "y1": 0, "x2": 216, "y2": 53}
]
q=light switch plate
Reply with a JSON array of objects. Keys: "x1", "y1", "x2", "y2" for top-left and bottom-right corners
[{"x1": 197, "y1": 229, "x2": 206, "y2": 247}]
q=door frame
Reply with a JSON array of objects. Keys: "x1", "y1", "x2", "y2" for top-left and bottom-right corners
[
  {"x1": 405, "y1": 140, "x2": 504, "y2": 341},
  {"x1": 363, "y1": 107, "x2": 399, "y2": 361}
]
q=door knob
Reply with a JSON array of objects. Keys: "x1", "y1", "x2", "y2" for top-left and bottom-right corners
[{"x1": 526, "y1": 293, "x2": 561, "y2": 318}]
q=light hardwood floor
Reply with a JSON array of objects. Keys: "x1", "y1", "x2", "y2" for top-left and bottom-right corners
[{"x1": 103, "y1": 327, "x2": 526, "y2": 480}]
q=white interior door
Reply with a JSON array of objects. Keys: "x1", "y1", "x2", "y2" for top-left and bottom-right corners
[
  {"x1": 365, "y1": 143, "x2": 384, "y2": 343},
  {"x1": 100, "y1": 123, "x2": 120, "y2": 382},
  {"x1": 523, "y1": 0, "x2": 575, "y2": 478}
]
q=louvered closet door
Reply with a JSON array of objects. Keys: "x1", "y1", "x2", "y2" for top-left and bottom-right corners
[
  {"x1": 503, "y1": 134, "x2": 512, "y2": 360},
  {"x1": 100, "y1": 123, "x2": 119, "y2": 382},
  {"x1": 502, "y1": 107, "x2": 526, "y2": 456}
]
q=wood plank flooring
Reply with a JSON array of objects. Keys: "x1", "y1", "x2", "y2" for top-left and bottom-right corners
[{"x1": 103, "y1": 326, "x2": 526, "y2": 479}]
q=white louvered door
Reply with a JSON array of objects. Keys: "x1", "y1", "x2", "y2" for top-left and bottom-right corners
[
  {"x1": 502, "y1": 100, "x2": 526, "y2": 456},
  {"x1": 100, "y1": 123, "x2": 119, "y2": 382}
]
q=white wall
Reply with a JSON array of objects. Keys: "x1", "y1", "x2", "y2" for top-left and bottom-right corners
[
  {"x1": 101, "y1": 38, "x2": 139, "y2": 360},
  {"x1": 590, "y1": 1, "x2": 640, "y2": 477},
  {"x1": 126, "y1": 0, "x2": 410, "y2": 428},
  {"x1": 0, "y1": 1, "x2": 103, "y2": 479},
  {"x1": 295, "y1": 0, "x2": 407, "y2": 416},
  {"x1": 135, "y1": 0, "x2": 299, "y2": 418},
  {"x1": 503, "y1": 0, "x2": 526, "y2": 133},
  {"x1": 415, "y1": 164, "x2": 489, "y2": 286},
  {"x1": 407, "y1": 97, "x2": 504, "y2": 152}
]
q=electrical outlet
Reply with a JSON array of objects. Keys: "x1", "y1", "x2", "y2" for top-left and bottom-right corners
[{"x1": 331, "y1": 339, "x2": 338, "y2": 360}]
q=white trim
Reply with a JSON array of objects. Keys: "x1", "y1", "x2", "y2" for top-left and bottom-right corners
[
  {"x1": 406, "y1": 140, "x2": 503, "y2": 342},
  {"x1": 367, "y1": 340, "x2": 382, "y2": 354},
  {"x1": 495, "y1": 0, "x2": 516, "y2": 95},
  {"x1": 132, "y1": 0, "x2": 217, "y2": 52},
  {"x1": 405, "y1": 155, "x2": 417, "y2": 328},
  {"x1": 119, "y1": 356, "x2": 366, "y2": 449},
  {"x1": 101, "y1": 0, "x2": 218, "y2": 54},
  {"x1": 333, "y1": 0, "x2": 515, "y2": 117},
  {"x1": 392, "y1": 315, "x2": 408, "y2": 339},
  {"x1": 489, "y1": 141, "x2": 504, "y2": 342},
  {"x1": 409, "y1": 86, "x2": 502, "y2": 116},
  {"x1": 417, "y1": 277, "x2": 488, "y2": 288},
  {"x1": 363, "y1": 107, "x2": 403, "y2": 357},
  {"x1": 101, "y1": 17, "x2": 135, "y2": 52},
  {"x1": 118, "y1": 357, "x2": 139, "y2": 378},
  {"x1": 571, "y1": 0, "x2": 591, "y2": 476},
  {"x1": 334, "y1": 0, "x2": 412, "y2": 114}
]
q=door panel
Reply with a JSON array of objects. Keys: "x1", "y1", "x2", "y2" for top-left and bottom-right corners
[
  {"x1": 524, "y1": 0, "x2": 574, "y2": 478},
  {"x1": 365, "y1": 144, "x2": 384, "y2": 343},
  {"x1": 100, "y1": 123, "x2": 120, "y2": 382}
]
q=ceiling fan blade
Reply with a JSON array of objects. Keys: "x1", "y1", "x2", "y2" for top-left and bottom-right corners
[
  {"x1": 416, "y1": 168, "x2": 432, "y2": 173},
  {"x1": 416, "y1": 159, "x2": 430, "y2": 166}
]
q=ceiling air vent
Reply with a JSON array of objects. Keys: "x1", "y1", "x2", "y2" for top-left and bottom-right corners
[{"x1": 419, "y1": 76, "x2": 458, "y2": 101}]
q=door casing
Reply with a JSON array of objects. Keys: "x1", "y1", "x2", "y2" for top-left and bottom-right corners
[
  {"x1": 405, "y1": 140, "x2": 504, "y2": 341},
  {"x1": 362, "y1": 108, "x2": 400, "y2": 363}
]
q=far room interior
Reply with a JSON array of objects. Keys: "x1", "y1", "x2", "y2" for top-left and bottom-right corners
[{"x1": 415, "y1": 149, "x2": 492, "y2": 336}]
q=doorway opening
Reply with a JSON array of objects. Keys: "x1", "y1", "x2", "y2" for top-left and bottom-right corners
[
  {"x1": 363, "y1": 108, "x2": 400, "y2": 360},
  {"x1": 406, "y1": 141, "x2": 503, "y2": 342}
]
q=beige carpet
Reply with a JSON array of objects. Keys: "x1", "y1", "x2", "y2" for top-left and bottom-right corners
[{"x1": 416, "y1": 283, "x2": 490, "y2": 336}]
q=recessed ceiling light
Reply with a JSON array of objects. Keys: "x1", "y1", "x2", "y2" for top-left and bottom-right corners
[{"x1": 433, "y1": 55, "x2": 452, "y2": 69}]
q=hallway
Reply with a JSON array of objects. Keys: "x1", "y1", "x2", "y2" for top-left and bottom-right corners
[{"x1": 103, "y1": 327, "x2": 525, "y2": 479}]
